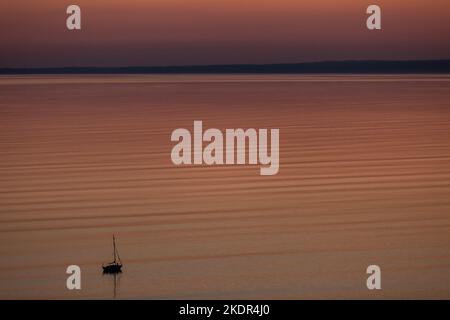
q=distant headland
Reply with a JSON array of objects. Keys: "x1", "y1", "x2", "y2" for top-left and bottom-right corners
[{"x1": 1, "y1": 60, "x2": 450, "y2": 75}]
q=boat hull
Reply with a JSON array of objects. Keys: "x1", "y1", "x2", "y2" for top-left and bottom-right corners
[{"x1": 102, "y1": 264, "x2": 122, "y2": 274}]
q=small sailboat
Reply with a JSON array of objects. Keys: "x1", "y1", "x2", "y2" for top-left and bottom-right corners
[{"x1": 102, "y1": 235, "x2": 123, "y2": 274}]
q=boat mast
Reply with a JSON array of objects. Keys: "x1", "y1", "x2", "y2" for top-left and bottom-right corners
[{"x1": 113, "y1": 235, "x2": 116, "y2": 263}]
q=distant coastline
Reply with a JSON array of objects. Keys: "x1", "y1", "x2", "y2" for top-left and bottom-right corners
[{"x1": 1, "y1": 60, "x2": 450, "y2": 75}]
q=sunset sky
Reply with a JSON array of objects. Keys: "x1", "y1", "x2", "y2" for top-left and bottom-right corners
[{"x1": 1, "y1": 0, "x2": 449, "y2": 67}]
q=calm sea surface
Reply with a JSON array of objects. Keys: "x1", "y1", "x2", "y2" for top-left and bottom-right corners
[{"x1": 0, "y1": 75, "x2": 449, "y2": 299}]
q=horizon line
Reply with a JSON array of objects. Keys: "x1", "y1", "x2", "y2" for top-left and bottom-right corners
[{"x1": 1, "y1": 59, "x2": 450, "y2": 74}]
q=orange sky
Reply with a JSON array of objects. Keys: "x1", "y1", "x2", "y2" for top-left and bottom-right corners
[{"x1": 0, "y1": 0, "x2": 449, "y2": 67}]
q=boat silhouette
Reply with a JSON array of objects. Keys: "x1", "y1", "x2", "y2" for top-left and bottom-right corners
[{"x1": 102, "y1": 235, "x2": 123, "y2": 274}]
